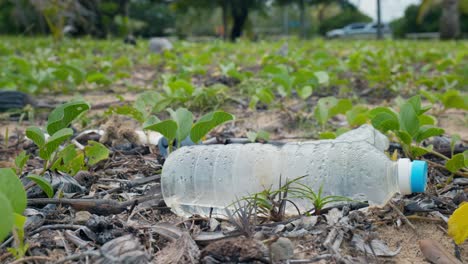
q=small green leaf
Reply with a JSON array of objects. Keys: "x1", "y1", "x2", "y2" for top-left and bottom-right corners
[
  {"x1": 418, "y1": 114, "x2": 437, "y2": 126},
  {"x1": 446, "y1": 153, "x2": 466, "y2": 173},
  {"x1": 319, "y1": 131, "x2": 336, "y2": 139},
  {"x1": 415, "y1": 126, "x2": 444, "y2": 143},
  {"x1": 246, "y1": 132, "x2": 257, "y2": 142},
  {"x1": 411, "y1": 146, "x2": 430, "y2": 157},
  {"x1": 399, "y1": 102, "x2": 419, "y2": 137},
  {"x1": 26, "y1": 126, "x2": 45, "y2": 147},
  {"x1": 168, "y1": 108, "x2": 193, "y2": 144},
  {"x1": 0, "y1": 193, "x2": 14, "y2": 242},
  {"x1": 314, "y1": 71, "x2": 329, "y2": 85},
  {"x1": 0, "y1": 168, "x2": 27, "y2": 214},
  {"x1": 329, "y1": 99, "x2": 352, "y2": 117},
  {"x1": 15, "y1": 151, "x2": 29, "y2": 175},
  {"x1": 51, "y1": 145, "x2": 85, "y2": 175},
  {"x1": 346, "y1": 105, "x2": 369, "y2": 127},
  {"x1": 46, "y1": 101, "x2": 90, "y2": 135},
  {"x1": 395, "y1": 130, "x2": 412, "y2": 146},
  {"x1": 314, "y1": 97, "x2": 337, "y2": 126},
  {"x1": 371, "y1": 112, "x2": 400, "y2": 132},
  {"x1": 84, "y1": 141, "x2": 109, "y2": 166},
  {"x1": 442, "y1": 90, "x2": 468, "y2": 110},
  {"x1": 143, "y1": 116, "x2": 178, "y2": 142},
  {"x1": 26, "y1": 174, "x2": 54, "y2": 198},
  {"x1": 297, "y1": 85, "x2": 313, "y2": 99},
  {"x1": 190, "y1": 111, "x2": 234, "y2": 143},
  {"x1": 450, "y1": 135, "x2": 461, "y2": 155},
  {"x1": 257, "y1": 130, "x2": 270, "y2": 141},
  {"x1": 39, "y1": 128, "x2": 74, "y2": 160},
  {"x1": 86, "y1": 72, "x2": 112, "y2": 85}
]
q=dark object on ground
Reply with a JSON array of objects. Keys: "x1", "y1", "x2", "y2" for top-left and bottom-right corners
[
  {"x1": 201, "y1": 236, "x2": 268, "y2": 263},
  {"x1": 0, "y1": 90, "x2": 35, "y2": 112},
  {"x1": 158, "y1": 136, "x2": 196, "y2": 157},
  {"x1": 123, "y1": 35, "x2": 137, "y2": 46}
]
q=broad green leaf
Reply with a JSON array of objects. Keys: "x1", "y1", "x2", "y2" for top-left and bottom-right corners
[
  {"x1": 26, "y1": 174, "x2": 54, "y2": 198},
  {"x1": 407, "y1": 95, "x2": 422, "y2": 115},
  {"x1": 411, "y1": 146, "x2": 430, "y2": 157},
  {"x1": 107, "y1": 105, "x2": 144, "y2": 123},
  {"x1": 256, "y1": 88, "x2": 275, "y2": 104},
  {"x1": 191, "y1": 111, "x2": 234, "y2": 143},
  {"x1": 450, "y1": 135, "x2": 461, "y2": 155},
  {"x1": 256, "y1": 130, "x2": 270, "y2": 141},
  {"x1": 442, "y1": 90, "x2": 468, "y2": 110},
  {"x1": 446, "y1": 153, "x2": 466, "y2": 173},
  {"x1": 319, "y1": 131, "x2": 336, "y2": 139},
  {"x1": 39, "y1": 128, "x2": 73, "y2": 160},
  {"x1": 395, "y1": 130, "x2": 412, "y2": 146},
  {"x1": 418, "y1": 114, "x2": 437, "y2": 126},
  {"x1": 51, "y1": 145, "x2": 84, "y2": 175},
  {"x1": 143, "y1": 116, "x2": 178, "y2": 142},
  {"x1": 0, "y1": 168, "x2": 27, "y2": 214},
  {"x1": 329, "y1": 99, "x2": 353, "y2": 117},
  {"x1": 346, "y1": 105, "x2": 368, "y2": 127},
  {"x1": 369, "y1": 107, "x2": 396, "y2": 119},
  {"x1": 448, "y1": 203, "x2": 468, "y2": 245},
  {"x1": 415, "y1": 126, "x2": 444, "y2": 143},
  {"x1": 314, "y1": 71, "x2": 329, "y2": 85},
  {"x1": 168, "y1": 79, "x2": 194, "y2": 95},
  {"x1": 419, "y1": 90, "x2": 438, "y2": 104},
  {"x1": 399, "y1": 102, "x2": 419, "y2": 137},
  {"x1": 84, "y1": 141, "x2": 109, "y2": 166},
  {"x1": 86, "y1": 72, "x2": 111, "y2": 85},
  {"x1": 15, "y1": 151, "x2": 29, "y2": 175},
  {"x1": 314, "y1": 97, "x2": 337, "y2": 125},
  {"x1": 26, "y1": 126, "x2": 45, "y2": 147},
  {"x1": 46, "y1": 101, "x2": 90, "y2": 135},
  {"x1": 371, "y1": 112, "x2": 400, "y2": 132},
  {"x1": 246, "y1": 131, "x2": 257, "y2": 142},
  {"x1": 0, "y1": 193, "x2": 13, "y2": 242},
  {"x1": 168, "y1": 108, "x2": 193, "y2": 144},
  {"x1": 297, "y1": 85, "x2": 313, "y2": 100}
]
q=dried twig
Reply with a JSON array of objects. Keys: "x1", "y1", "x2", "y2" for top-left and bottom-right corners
[
  {"x1": 55, "y1": 250, "x2": 100, "y2": 264},
  {"x1": 9, "y1": 256, "x2": 52, "y2": 264},
  {"x1": 388, "y1": 202, "x2": 417, "y2": 232}
]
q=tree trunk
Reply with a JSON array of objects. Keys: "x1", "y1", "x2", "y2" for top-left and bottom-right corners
[
  {"x1": 222, "y1": 0, "x2": 228, "y2": 40},
  {"x1": 440, "y1": 0, "x2": 460, "y2": 39},
  {"x1": 230, "y1": 0, "x2": 248, "y2": 41},
  {"x1": 299, "y1": 0, "x2": 306, "y2": 38}
]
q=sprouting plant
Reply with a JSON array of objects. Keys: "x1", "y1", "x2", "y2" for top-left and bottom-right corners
[
  {"x1": 239, "y1": 176, "x2": 303, "y2": 222},
  {"x1": 246, "y1": 130, "x2": 270, "y2": 143},
  {"x1": 371, "y1": 95, "x2": 444, "y2": 157},
  {"x1": 143, "y1": 107, "x2": 234, "y2": 154},
  {"x1": 0, "y1": 168, "x2": 28, "y2": 258},
  {"x1": 25, "y1": 101, "x2": 109, "y2": 197},
  {"x1": 225, "y1": 198, "x2": 258, "y2": 238},
  {"x1": 420, "y1": 89, "x2": 468, "y2": 115},
  {"x1": 288, "y1": 182, "x2": 353, "y2": 215}
]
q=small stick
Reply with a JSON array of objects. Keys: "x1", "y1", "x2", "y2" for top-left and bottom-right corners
[
  {"x1": 9, "y1": 256, "x2": 52, "y2": 264},
  {"x1": 28, "y1": 195, "x2": 161, "y2": 215},
  {"x1": 55, "y1": 250, "x2": 100, "y2": 264},
  {"x1": 29, "y1": 224, "x2": 83, "y2": 236},
  {"x1": 388, "y1": 202, "x2": 417, "y2": 232},
  {"x1": 97, "y1": 174, "x2": 161, "y2": 196},
  {"x1": 288, "y1": 254, "x2": 333, "y2": 263}
]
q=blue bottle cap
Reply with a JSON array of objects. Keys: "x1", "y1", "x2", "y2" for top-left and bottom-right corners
[{"x1": 411, "y1": 160, "x2": 428, "y2": 193}]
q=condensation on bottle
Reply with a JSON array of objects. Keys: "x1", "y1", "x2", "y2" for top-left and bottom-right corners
[{"x1": 161, "y1": 125, "x2": 427, "y2": 217}]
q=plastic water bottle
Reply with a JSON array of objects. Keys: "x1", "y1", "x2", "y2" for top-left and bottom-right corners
[{"x1": 161, "y1": 125, "x2": 427, "y2": 217}]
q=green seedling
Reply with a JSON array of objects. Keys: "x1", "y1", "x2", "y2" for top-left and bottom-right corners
[
  {"x1": 370, "y1": 95, "x2": 445, "y2": 158},
  {"x1": 25, "y1": 101, "x2": 109, "y2": 197},
  {"x1": 246, "y1": 130, "x2": 270, "y2": 143},
  {"x1": 288, "y1": 182, "x2": 353, "y2": 215},
  {"x1": 143, "y1": 107, "x2": 234, "y2": 154},
  {"x1": 0, "y1": 168, "x2": 28, "y2": 258}
]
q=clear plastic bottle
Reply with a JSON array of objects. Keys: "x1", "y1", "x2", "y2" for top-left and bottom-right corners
[{"x1": 161, "y1": 125, "x2": 427, "y2": 217}]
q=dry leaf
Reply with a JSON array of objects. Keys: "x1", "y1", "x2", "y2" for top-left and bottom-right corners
[{"x1": 448, "y1": 202, "x2": 468, "y2": 245}]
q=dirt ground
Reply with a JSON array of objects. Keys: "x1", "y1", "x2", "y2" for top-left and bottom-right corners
[{"x1": 0, "y1": 90, "x2": 467, "y2": 263}]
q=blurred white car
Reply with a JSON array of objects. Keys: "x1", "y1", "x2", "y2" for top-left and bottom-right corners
[{"x1": 326, "y1": 23, "x2": 392, "y2": 38}]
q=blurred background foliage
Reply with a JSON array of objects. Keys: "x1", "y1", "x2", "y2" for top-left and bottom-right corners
[{"x1": 0, "y1": 0, "x2": 467, "y2": 40}]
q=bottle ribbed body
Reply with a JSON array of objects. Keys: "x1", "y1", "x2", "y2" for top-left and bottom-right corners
[{"x1": 161, "y1": 140, "x2": 399, "y2": 217}]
